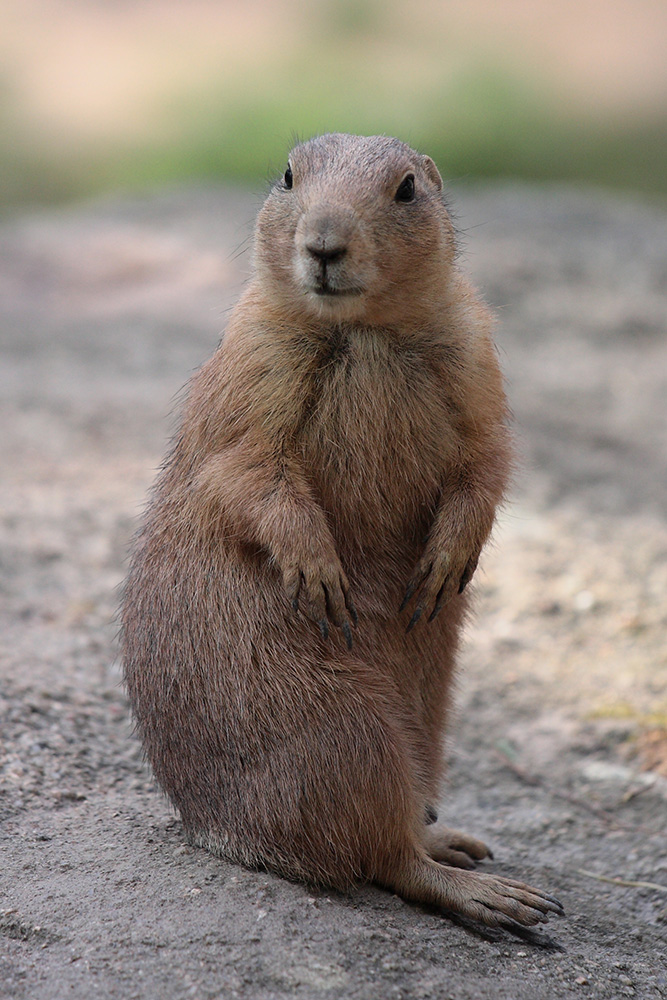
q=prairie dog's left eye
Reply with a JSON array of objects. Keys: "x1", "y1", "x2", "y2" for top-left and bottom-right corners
[
  {"x1": 395, "y1": 174, "x2": 415, "y2": 202},
  {"x1": 283, "y1": 164, "x2": 293, "y2": 189}
]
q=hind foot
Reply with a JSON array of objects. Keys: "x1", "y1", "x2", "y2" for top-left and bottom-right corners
[
  {"x1": 423, "y1": 824, "x2": 493, "y2": 869},
  {"x1": 439, "y1": 867, "x2": 564, "y2": 929},
  {"x1": 392, "y1": 855, "x2": 564, "y2": 929}
]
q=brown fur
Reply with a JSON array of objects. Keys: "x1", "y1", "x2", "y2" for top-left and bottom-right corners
[{"x1": 120, "y1": 134, "x2": 562, "y2": 929}]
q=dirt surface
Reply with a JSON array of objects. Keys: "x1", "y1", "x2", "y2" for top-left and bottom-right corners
[{"x1": 1, "y1": 182, "x2": 666, "y2": 999}]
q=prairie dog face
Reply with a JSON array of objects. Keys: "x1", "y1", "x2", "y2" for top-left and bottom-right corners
[{"x1": 254, "y1": 133, "x2": 456, "y2": 326}]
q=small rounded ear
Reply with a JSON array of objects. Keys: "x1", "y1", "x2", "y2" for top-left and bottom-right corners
[{"x1": 422, "y1": 155, "x2": 443, "y2": 191}]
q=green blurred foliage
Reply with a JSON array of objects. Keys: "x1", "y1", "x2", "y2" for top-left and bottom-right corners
[
  {"x1": 103, "y1": 68, "x2": 667, "y2": 200},
  {"x1": 1, "y1": 0, "x2": 665, "y2": 213}
]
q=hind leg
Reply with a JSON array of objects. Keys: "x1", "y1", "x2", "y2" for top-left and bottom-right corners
[
  {"x1": 408, "y1": 605, "x2": 499, "y2": 872},
  {"x1": 294, "y1": 662, "x2": 563, "y2": 929},
  {"x1": 181, "y1": 656, "x2": 429, "y2": 892}
]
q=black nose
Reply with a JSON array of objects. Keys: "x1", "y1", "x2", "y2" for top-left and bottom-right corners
[{"x1": 305, "y1": 240, "x2": 347, "y2": 264}]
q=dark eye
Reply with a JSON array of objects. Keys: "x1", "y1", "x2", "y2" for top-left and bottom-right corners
[
  {"x1": 283, "y1": 164, "x2": 293, "y2": 189},
  {"x1": 395, "y1": 174, "x2": 415, "y2": 203}
]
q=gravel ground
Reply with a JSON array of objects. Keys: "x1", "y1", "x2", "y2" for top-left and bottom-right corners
[{"x1": 1, "y1": 181, "x2": 666, "y2": 999}]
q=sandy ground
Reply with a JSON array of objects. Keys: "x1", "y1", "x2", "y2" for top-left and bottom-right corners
[{"x1": 1, "y1": 182, "x2": 666, "y2": 999}]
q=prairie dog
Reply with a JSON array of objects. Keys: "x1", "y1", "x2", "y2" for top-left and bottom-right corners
[{"x1": 121, "y1": 133, "x2": 562, "y2": 929}]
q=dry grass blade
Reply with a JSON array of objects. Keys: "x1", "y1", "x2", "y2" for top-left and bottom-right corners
[{"x1": 576, "y1": 869, "x2": 667, "y2": 894}]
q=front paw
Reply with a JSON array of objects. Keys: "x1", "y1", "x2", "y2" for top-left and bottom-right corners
[
  {"x1": 283, "y1": 556, "x2": 357, "y2": 648},
  {"x1": 400, "y1": 548, "x2": 478, "y2": 630}
]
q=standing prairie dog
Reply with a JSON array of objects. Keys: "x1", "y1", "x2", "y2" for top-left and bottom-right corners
[{"x1": 121, "y1": 133, "x2": 562, "y2": 930}]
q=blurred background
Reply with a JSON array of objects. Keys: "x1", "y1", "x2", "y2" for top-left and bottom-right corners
[
  {"x1": 1, "y1": 0, "x2": 666, "y2": 214},
  {"x1": 2, "y1": 6, "x2": 667, "y2": 984}
]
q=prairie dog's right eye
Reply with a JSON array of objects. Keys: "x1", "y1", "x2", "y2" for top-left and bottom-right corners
[{"x1": 283, "y1": 164, "x2": 293, "y2": 189}]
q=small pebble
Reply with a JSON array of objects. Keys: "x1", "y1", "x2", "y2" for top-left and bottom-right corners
[{"x1": 573, "y1": 589, "x2": 595, "y2": 612}]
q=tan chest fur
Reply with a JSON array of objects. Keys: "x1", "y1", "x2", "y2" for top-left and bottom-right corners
[{"x1": 296, "y1": 325, "x2": 460, "y2": 550}]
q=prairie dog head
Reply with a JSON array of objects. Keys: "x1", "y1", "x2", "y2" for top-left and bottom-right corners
[{"x1": 254, "y1": 133, "x2": 456, "y2": 326}]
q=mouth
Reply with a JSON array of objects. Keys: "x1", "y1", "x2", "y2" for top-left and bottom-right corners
[{"x1": 312, "y1": 283, "x2": 364, "y2": 298}]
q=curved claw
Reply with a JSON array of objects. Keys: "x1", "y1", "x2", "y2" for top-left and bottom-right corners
[
  {"x1": 399, "y1": 581, "x2": 417, "y2": 614},
  {"x1": 428, "y1": 581, "x2": 450, "y2": 622},
  {"x1": 285, "y1": 559, "x2": 358, "y2": 648},
  {"x1": 458, "y1": 557, "x2": 477, "y2": 594},
  {"x1": 399, "y1": 562, "x2": 431, "y2": 613},
  {"x1": 402, "y1": 547, "x2": 481, "y2": 629},
  {"x1": 406, "y1": 605, "x2": 424, "y2": 633}
]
